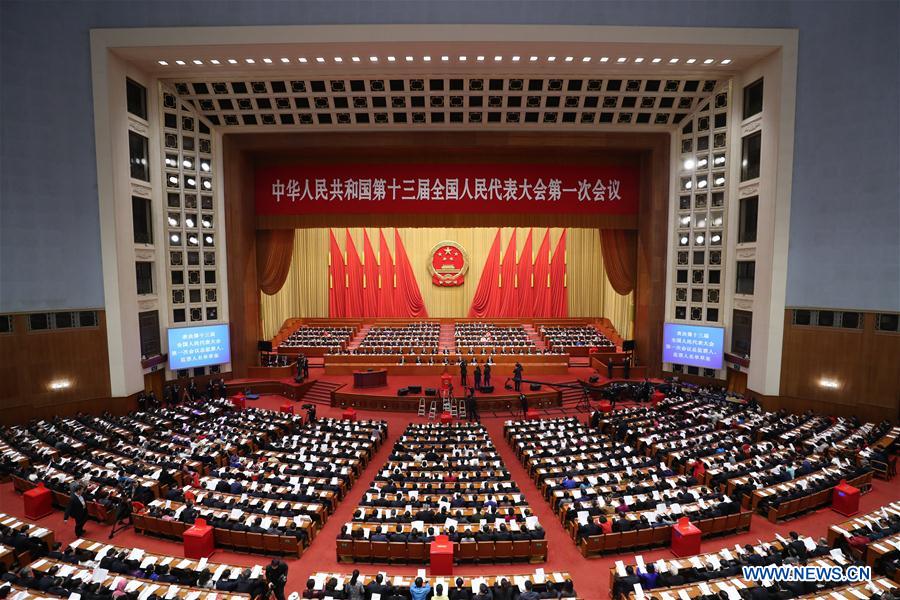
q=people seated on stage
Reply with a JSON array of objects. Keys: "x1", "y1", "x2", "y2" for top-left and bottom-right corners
[
  {"x1": 539, "y1": 325, "x2": 614, "y2": 349},
  {"x1": 454, "y1": 323, "x2": 536, "y2": 354},
  {"x1": 279, "y1": 326, "x2": 354, "y2": 352},
  {"x1": 356, "y1": 322, "x2": 440, "y2": 354}
]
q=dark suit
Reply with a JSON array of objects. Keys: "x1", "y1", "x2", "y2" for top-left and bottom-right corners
[{"x1": 64, "y1": 492, "x2": 89, "y2": 536}]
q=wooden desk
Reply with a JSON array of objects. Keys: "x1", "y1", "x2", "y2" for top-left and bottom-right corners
[{"x1": 353, "y1": 369, "x2": 388, "y2": 388}]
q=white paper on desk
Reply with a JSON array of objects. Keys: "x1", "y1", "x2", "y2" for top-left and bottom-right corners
[
  {"x1": 830, "y1": 548, "x2": 846, "y2": 562},
  {"x1": 125, "y1": 580, "x2": 143, "y2": 593},
  {"x1": 58, "y1": 565, "x2": 77, "y2": 578},
  {"x1": 707, "y1": 555, "x2": 722, "y2": 570},
  {"x1": 176, "y1": 559, "x2": 192, "y2": 570},
  {"x1": 91, "y1": 568, "x2": 108, "y2": 583},
  {"x1": 624, "y1": 495, "x2": 634, "y2": 505},
  {"x1": 108, "y1": 577, "x2": 125, "y2": 591},
  {"x1": 720, "y1": 548, "x2": 734, "y2": 561},
  {"x1": 229, "y1": 508, "x2": 242, "y2": 519},
  {"x1": 655, "y1": 559, "x2": 668, "y2": 573},
  {"x1": 392, "y1": 575, "x2": 404, "y2": 587},
  {"x1": 140, "y1": 556, "x2": 157, "y2": 569},
  {"x1": 577, "y1": 511, "x2": 589, "y2": 525},
  {"x1": 183, "y1": 593, "x2": 201, "y2": 600},
  {"x1": 732, "y1": 579, "x2": 746, "y2": 590},
  {"x1": 163, "y1": 586, "x2": 180, "y2": 600},
  {"x1": 633, "y1": 583, "x2": 646, "y2": 600},
  {"x1": 30, "y1": 559, "x2": 48, "y2": 570},
  {"x1": 615, "y1": 561, "x2": 627, "y2": 577},
  {"x1": 699, "y1": 583, "x2": 712, "y2": 595},
  {"x1": 533, "y1": 568, "x2": 546, "y2": 584},
  {"x1": 230, "y1": 569, "x2": 241, "y2": 580},
  {"x1": 212, "y1": 565, "x2": 227, "y2": 581},
  {"x1": 445, "y1": 518, "x2": 458, "y2": 529},
  {"x1": 471, "y1": 577, "x2": 487, "y2": 593},
  {"x1": 678, "y1": 590, "x2": 692, "y2": 600},
  {"x1": 197, "y1": 557, "x2": 208, "y2": 571},
  {"x1": 68, "y1": 594, "x2": 81, "y2": 600},
  {"x1": 690, "y1": 556, "x2": 704, "y2": 569},
  {"x1": 803, "y1": 536, "x2": 817, "y2": 551},
  {"x1": 411, "y1": 520, "x2": 424, "y2": 531},
  {"x1": 127, "y1": 548, "x2": 144, "y2": 561}
]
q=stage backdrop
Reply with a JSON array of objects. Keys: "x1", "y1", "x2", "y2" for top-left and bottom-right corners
[{"x1": 259, "y1": 227, "x2": 633, "y2": 340}]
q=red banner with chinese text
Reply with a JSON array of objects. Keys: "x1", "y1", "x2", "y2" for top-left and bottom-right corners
[{"x1": 255, "y1": 164, "x2": 639, "y2": 215}]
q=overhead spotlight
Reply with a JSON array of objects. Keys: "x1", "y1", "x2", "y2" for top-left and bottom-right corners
[
  {"x1": 721, "y1": 59, "x2": 732, "y2": 65},
  {"x1": 703, "y1": 59, "x2": 715, "y2": 65},
  {"x1": 369, "y1": 56, "x2": 378, "y2": 62},
  {"x1": 334, "y1": 57, "x2": 343, "y2": 63},
  {"x1": 188, "y1": 236, "x2": 198, "y2": 245},
  {"x1": 170, "y1": 234, "x2": 180, "y2": 243},
  {"x1": 529, "y1": 56, "x2": 538, "y2": 62},
  {"x1": 387, "y1": 56, "x2": 396, "y2": 62},
  {"x1": 298, "y1": 57, "x2": 308, "y2": 63},
  {"x1": 168, "y1": 217, "x2": 178, "y2": 226},
  {"x1": 697, "y1": 219, "x2": 706, "y2": 228},
  {"x1": 683, "y1": 159, "x2": 695, "y2": 170},
  {"x1": 634, "y1": 57, "x2": 644, "y2": 63},
  {"x1": 202, "y1": 219, "x2": 212, "y2": 228},
  {"x1": 494, "y1": 55, "x2": 503, "y2": 61},
  {"x1": 165, "y1": 157, "x2": 176, "y2": 167},
  {"x1": 617, "y1": 57, "x2": 627, "y2": 63},
  {"x1": 714, "y1": 156, "x2": 726, "y2": 165},
  {"x1": 158, "y1": 60, "x2": 169, "y2": 66},
  {"x1": 49, "y1": 380, "x2": 71, "y2": 391},
  {"x1": 713, "y1": 217, "x2": 723, "y2": 226},
  {"x1": 210, "y1": 59, "x2": 220, "y2": 65},
  {"x1": 315, "y1": 57, "x2": 325, "y2": 63},
  {"x1": 582, "y1": 57, "x2": 591, "y2": 62},
  {"x1": 185, "y1": 218, "x2": 195, "y2": 228},
  {"x1": 684, "y1": 181, "x2": 693, "y2": 190},
  {"x1": 711, "y1": 234, "x2": 721, "y2": 243},
  {"x1": 405, "y1": 56, "x2": 414, "y2": 62},
  {"x1": 600, "y1": 57, "x2": 609, "y2": 63},
  {"x1": 680, "y1": 236, "x2": 689, "y2": 244},
  {"x1": 695, "y1": 234, "x2": 705, "y2": 244},
  {"x1": 686, "y1": 58, "x2": 697, "y2": 64},
  {"x1": 245, "y1": 58, "x2": 255, "y2": 64},
  {"x1": 168, "y1": 175, "x2": 178, "y2": 185},
  {"x1": 186, "y1": 178, "x2": 196, "y2": 186},
  {"x1": 227, "y1": 59, "x2": 238, "y2": 64},
  {"x1": 680, "y1": 216, "x2": 691, "y2": 225},
  {"x1": 175, "y1": 60, "x2": 186, "y2": 65},
  {"x1": 192, "y1": 59, "x2": 203, "y2": 65},
  {"x1": 669, "y1": 58, "x2": 679, "y2": 63},
  {"x1": 651, "y1": 58, "x2": 662, "y2": 63},
  {"x1": 512, "y1": 56, "x2": 521, "y2": 62},
  {"x1": 351, "y1": 56, "x2": 360, "y2": 62},
  {"x1": 819, "y1": 378, "x2": 839, "y2": 389},
  {"x1": 280, "y1": 57, "x2": 290, "y2": 63},
  {"x1": 564, "y1": 56, "x2": 574, "y2": 62},
  {"x1": 262, "y1": 58, "x2": 272, "y2": 64},
  {"x1": 742, "y1": 159, "x2": 748, "y2": 168},
  {"x1": 423, "y1": 55, "x2": 431, "y2": 62},
  {"x1": 201, "y1": 161, "x2": 210, "y2": 172},
  {"x1": 441, "y1": 55, "x2": 450, "y2": 61}
]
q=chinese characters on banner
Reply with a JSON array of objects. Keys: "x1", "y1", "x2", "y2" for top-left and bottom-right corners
[
  {"x1": 254, "y1": 164, "x2": 639, "y2": 215},
  {"x1": 662, "y1": 323, "x2": 724, "y2": 369},
  {"x1": 168, "y1": 324, "x2": 232, "y2": 370}
]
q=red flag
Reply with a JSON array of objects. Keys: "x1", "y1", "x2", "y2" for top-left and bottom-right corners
[
  {"x1": 532, "y1": 229, "x2": 551, "y2": 317},
  {"x1": 550, "y1": 229, "x2": 568, "y2": 317},
  {"x1": 393, "y1": 229, "x2": 428, "y2": 318},
  {"x1": 468, "y1": 229, "x2": 503, "y2": 318},
  {"x1": 517, "y1": 228, "x2": 534, "y2": 317},
  {"x1": 377, "y1": 229, "x2": 395, "y2": 317},
  {"x1": 499, "y1": 229, "x2": 518, "y2": 318},
  {"x1": 362, "y1": 230, "x2": 379, "y2": 316},
  {"x1": 345, "y1": 229, "x2": 365, "y2": 317},
  {"x1": 327, "y1": 229, "x2": 346, "y2": 318}
]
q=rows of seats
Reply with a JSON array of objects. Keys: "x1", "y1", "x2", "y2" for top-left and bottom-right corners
[
  {"x1": 307, "y1": 569, "x2": 577, "y2": 599},
  {"x1": 356, "y1": 322, "x2": 441, "y2": 353},
  {"x1": 454, "y1": 322, "x2": 535, "y2": 353},
  {"x1": 538, "y1": 325, "x2": 614, "y2": 349},
  {"x1": 338, "y1": 422, "x2": 548, "y2": 564},
  {"x1": 279, "y1": 325, "x2": 355, "y2": 351},
  {"x1": 829, "y1": 500, "x2": 900, "y2": 569}
]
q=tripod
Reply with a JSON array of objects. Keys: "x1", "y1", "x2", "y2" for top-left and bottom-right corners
[{"x1": 108, "y1": 497, "x2": 133, "y2": 539}]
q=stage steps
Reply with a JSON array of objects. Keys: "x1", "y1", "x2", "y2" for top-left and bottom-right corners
[
  {"x1": 345, "y1": 325, "x2": 371, "y2": 351},
  {"x1": 522, "y1": 324, "x2": 548, "y2": 350},
  {"x1": 438, "y1": 323, "x2": 456, "y2": 351},
  {"x1": 298, "y1": 380, "x2": 343, "y2": 405}
]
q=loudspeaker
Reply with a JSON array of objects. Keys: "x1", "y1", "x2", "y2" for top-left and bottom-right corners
[
  {"x1": 425, "y1": 388, "x2": 437, "y2": 396},
  {"x1": 479, "y1": 385, "x2": 494, "y2": 393},
  {"x1": 408, "y1": 385, "x2": 422, "y2": 394},
  {"x1": 257, "y1": 340, "x2": 273, "y2": 352},
  {"x1": 529, "y1": 383, "x2": 542, "y2": 391},
  {"x1": 589, "y1": 375, "x2": 600, "y2": 383},
  {"x1": 397, "y1": 387, "x2": 409, "y2": 396},
  {"x1": 623, "y1": 339, "x2": 636, "y2": 352}
]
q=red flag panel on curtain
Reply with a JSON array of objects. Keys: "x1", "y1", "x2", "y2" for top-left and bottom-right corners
[
  {"x1": 517, "y1": 229, "x2": 534, "y2": 318},
  {"x1": 532, "y1": 229, "x2": 552, "y2": 317},
  {"x1": 344, "y1": 229, "x2": 365, "y2": 318},
  {"x1": 550, "y1": 229, "x2": 568, "y2": 317},
  {"x1": 393, "y1": 229, "x2": 428, "y2": 318},
  {"x1": 499, "y1": 229, "x2": 518, "y2": 318},
  {"x1": 377, "y1": 229, "x2": 396, "y2": 317},
  {"x1": 467, "y1": 228, "x2": 502, "y2": 318},
  {"x1": 362, "y1": 230, "x2": 380, "y2": 316},
  {"x1": 328, "y1": 229, "x2": 347, "y2": 318}
]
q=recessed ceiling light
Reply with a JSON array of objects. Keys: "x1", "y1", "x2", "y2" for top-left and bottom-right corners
[
  {"x1": 600, "y1": 57, "x2": 609, "y2": 63},
  {"x1": 512, "y1": 55, "x2": 520, "y2": 62},
  {"x1": 227, "y1": 59, "x2": 238, "y2": 64},
  {"x1": 192, "y1": 59, "x2": 203, "y2": 65},
  {"x1": 529, "y1": 56, "x2": 538, "y2": 62},
  {"x1": 547, "y1": 56, "x2": 556, "y2": 62},
  {"x1": 262, "y1": 58, "x2": 272, "y2": 64},
  {"x1": 476, "y1": 55, "x2": 485, "y2": 61},
  {"x1": 315, "y1": 57, "x2": 325, "y2": 63},
  {"x1": 369, "y1": 56, "x2": 378, "y2": 62},
  {"x1": 245, "y1": 58, "x2": 255, "y2": 64},
  {"x1": 683, "y1": 159, "x2": 695, "y2": 170},
  {"x1": 721, "y1": 59, "x2": 732, "y2": 65},
  {"x1": 582, "y1": 57, "x2": 591, "y2": 62},
  {"x1": 280, "y1": 57, "x2": 290, "y2": 63},
  {"x1": 459, "y1": 55, "x2": 467, "y2": 61},
  {"x1": 423, "y1": 55, "x2": 431, "y2": 62},
  {"x1": 494, "y1": 55, "x2": 502, "y2": 61},
  {"x1": 334, "y1": 57, "x2": 343, "y2": 63},
  {"x1": 210, "y1": 59, "x2": 220, "y2": 65},
  {"x1": 441, "y1": 55, "x2": 450, "y2": 61},
  {"x1": 634, "y1": 57, "x2": 644, "y2": 63},
  {"x1": 351, "y1": 56, "x2": 360, "y2": 62},
  {"x1": 617, "y1": 57, "x2": 627, "y2": 63},
  {"x1": 405, "y1": 56, "x2": 414, "y2": 62},
  {"x1": 298, "y1": 58, "x2": 307, "y2": 63},
  {"x1": 651, "y1": 58, "x2": 662, "y2": 63},
  {"x1": 387, "y1": 56, "x2": 396, "y2": 62},
  {"x1": 158, "y1": 60, "x2": 168, "y2": 66},
  {"x1": 686, "y1": 58, "x2": 696, "y2": 64},
  {"x1": 669, "y1": 58, "x2": 679, "y2": 63},
  {"x1": 564, "y1": 56, "x2": 574, "y2": 62},
  {"x1": 704, "y1": 59, "x2": 715, "y2": 64},
  {"x1": 175, "y1": 60, "x2": 186, "y2": 65}
]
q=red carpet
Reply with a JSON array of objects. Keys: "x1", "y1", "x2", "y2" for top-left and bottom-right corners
[{"x1": 2, "y1": 395, "x2": 898, "y2": 600}]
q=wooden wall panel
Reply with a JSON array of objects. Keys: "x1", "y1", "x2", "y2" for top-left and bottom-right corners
[
  {"x1": 0, "y1": 313, "x2": 113, "y2": 424},
  {"x1": 771, "y1": 310, "x2": 900, "y2": 422}
]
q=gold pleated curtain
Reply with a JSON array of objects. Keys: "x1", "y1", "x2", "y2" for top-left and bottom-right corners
[{"x1": 259, "y1": 227, "x2": 633, "y2": 340}]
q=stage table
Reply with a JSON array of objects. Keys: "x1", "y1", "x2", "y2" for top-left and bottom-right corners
[{"x1": 353, "y1": 369, "x2": 388, "y2": 388}]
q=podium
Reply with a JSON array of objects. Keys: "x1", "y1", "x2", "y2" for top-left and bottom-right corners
[
  {"x1": 342, "y1": 408, "x2": 357, "y2": 421},
  {"x1": 670, "y1": 517, "x2": 701, "y2": 557},
  {"x1": 832, "y1": 479, "x2": 860, "y2": 516},
  {"x1": 183, "y1": 518, "x2": 215, "y2": 559},
  {"x1": 230, "y1": 394, "x2": 246, "y2": 410},
  {"x1": 279, "y1": 403, "x2": 294, "y2": 414},
  {"x1": 23, "y1": 483, "x2": 53, "y2": 520},
  {"x1": 430, "y1": 534, "x2": 454, "y2": 575}
]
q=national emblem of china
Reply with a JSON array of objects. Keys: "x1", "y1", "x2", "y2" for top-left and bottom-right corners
[{"x1": 428, "y1": 241, "x2": 469, "y2": 287}]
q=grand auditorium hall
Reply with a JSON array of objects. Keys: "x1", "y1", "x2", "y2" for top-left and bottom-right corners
[{"x1": 1, "y1": 2, "x2": 899, "y2": 600}]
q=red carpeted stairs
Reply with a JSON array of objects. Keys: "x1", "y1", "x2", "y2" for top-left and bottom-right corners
[
  {"x1": 522, "y1": 324, "x2": 548, "y2": 350},
  {"x1": 298, "y1": 380, "x2": 343, "y2": 405},
  {"x1": 346, "y1": 325, "x2": 371, "y2": 351},
  {"x1": 439, "y1": 322, "x2": 456, "y2": 351}
]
